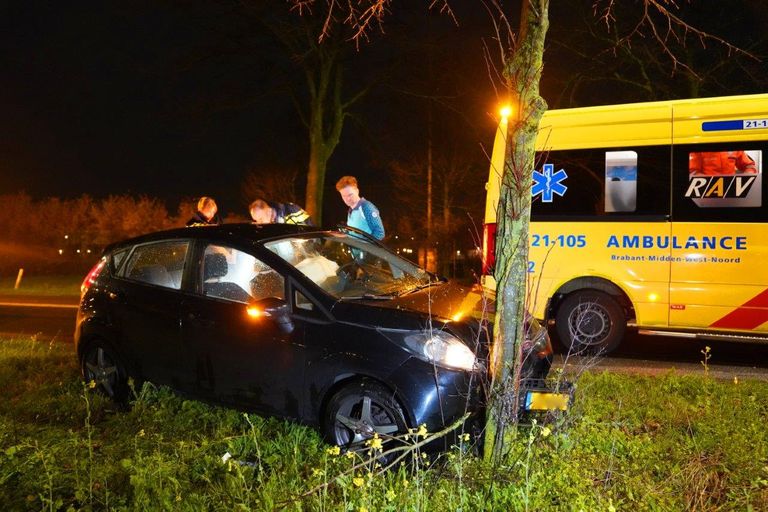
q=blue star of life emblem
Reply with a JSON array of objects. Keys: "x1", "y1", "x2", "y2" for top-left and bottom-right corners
[{"x1": 531, "y1": 163, "x2": 568, "y2": 202}]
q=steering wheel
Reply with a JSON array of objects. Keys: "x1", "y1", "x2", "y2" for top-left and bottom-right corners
[{"x1": 336, "y1": 260, "x2": 370, "y2": 286}]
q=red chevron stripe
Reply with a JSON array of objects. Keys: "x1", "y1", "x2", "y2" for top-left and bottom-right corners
[
  {"x1": 709, "y1": 288, "x2": 768, "y2": 330},
  {"x1": 742, "y1": 288, "x2": 768, "y2": 308}
]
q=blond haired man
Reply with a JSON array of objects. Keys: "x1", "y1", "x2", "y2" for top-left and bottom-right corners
[
  {"x1": 335, "y1": 176, "x2": 384, "y2": 240},
  {"x1": 186, "y1": 196, "x2": 222, "y2": 226}
]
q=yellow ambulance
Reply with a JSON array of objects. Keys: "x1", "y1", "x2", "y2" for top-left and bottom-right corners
[{"x1": 483, "y1": 94, "x2": 768, "y2": 353}]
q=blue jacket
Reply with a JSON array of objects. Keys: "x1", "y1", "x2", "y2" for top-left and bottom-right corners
[{"x1": 347, "y1": 198, "x2": 384, "y2": 240}]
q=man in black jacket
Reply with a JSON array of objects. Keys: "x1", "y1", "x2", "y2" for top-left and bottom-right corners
[
  {"x1": 186, "y1": 196, "x2": 223, "y2": 226},
  {"x1": 249, "y1": 199, "x2": 313, "y2": 226}
]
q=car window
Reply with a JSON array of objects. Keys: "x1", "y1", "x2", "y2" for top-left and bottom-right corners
[
  {"x1": 122, "y1": 241, "x2": 189, "y2": 290},
  {"x1": 202, "y1": 244, "x2": 284, "y2": 303},
  {"x1": 109, "y1": 248, "x2": 129, "y2": 274},
  {"x1": 264, "y1": 234, "x2": 430, "y2": 299}
]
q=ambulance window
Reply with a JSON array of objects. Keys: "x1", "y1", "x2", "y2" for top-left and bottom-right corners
[
  {"x1": 531, "y1": 145, "x2": 669, "y2": 220},
  {"x1": 605, "y1": 151, "x2": 637, "y2": 213},
  {"x1": 672, "y1": 143, "x2": 766, "y2": 222}
]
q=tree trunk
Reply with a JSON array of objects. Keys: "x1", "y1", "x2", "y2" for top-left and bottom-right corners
[
  {"x1": 484, "y1": 0, "x2": 550, "y2": 462},
  {"x1": 304, "y1": 60, "x2": 347, "y2": 226},
  {"x1": 305, "y1": 128, "x2": 327, "y2": 224}
]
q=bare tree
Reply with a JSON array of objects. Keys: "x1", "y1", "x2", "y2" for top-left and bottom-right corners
[
  {"x1": 241, "y1": 167, "x2": 300, "y2": 207},
  {"x1": 547, "y1": 0, "x2": 766, "y2": 107},
  {"x1": 268, "y1": 14, "x2": 371, "y2": 224}
]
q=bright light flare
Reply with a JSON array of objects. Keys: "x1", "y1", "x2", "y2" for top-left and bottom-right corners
[
  {"x1": 500, "y1": 105, "x2": 512, "y2": 119},
  {"x1": 246, "y1": 306, "x2": 263, "y2": 318}
]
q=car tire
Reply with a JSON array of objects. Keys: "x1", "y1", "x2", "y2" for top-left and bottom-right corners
[
  {"x1": 81, "y1": 340, "x2": 130, "y2": 402},
  {"x1": 322, "y1": 380, "x2": 409, "y2": 454},
  {"x1": 555, "y1": 291, "x2": 625, "y2": 355}
]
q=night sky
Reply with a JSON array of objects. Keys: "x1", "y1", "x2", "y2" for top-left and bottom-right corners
[{"x1": 2, "y1": 1, "x2": 766, "y2": 224}]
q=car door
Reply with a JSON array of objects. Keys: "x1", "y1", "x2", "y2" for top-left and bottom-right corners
[
  {"x1": 109, "y1": 239, "x2": 191, "y2": 388},
  {"x1": 180, "y1": 242, "x2": 306, "y2": 417}
]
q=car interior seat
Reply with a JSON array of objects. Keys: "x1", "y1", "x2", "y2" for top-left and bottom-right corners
[
  {"x1": 203, "y1": 252, "x2": 252, "y2": 303},
  {"x1": 131, "y1": 264, "x2": 175, "y2": 288}
]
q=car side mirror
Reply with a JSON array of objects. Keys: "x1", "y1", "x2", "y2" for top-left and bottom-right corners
[{"x1": 250, "y1": 297, "x2": 294, "y2": 334}]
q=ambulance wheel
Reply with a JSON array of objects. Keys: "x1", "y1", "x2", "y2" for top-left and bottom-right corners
[{"x1": 555, "y1": 291, "x2": 625, "y2": 354}]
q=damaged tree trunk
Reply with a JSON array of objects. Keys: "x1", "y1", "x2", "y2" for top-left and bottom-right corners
[{"x1": 484, "y1": 0, "x2": 550, "y2": 462}]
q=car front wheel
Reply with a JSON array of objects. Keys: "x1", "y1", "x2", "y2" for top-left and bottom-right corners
[{"x1": 322, "y1": 380, "x2": 408, "y2": 453}]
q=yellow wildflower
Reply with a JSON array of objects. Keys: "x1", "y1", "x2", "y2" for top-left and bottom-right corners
[
  {"x1": 138, "y1": 429, "x2": 145, "y2": 437},
  {"x1": 326, "y1": 445, "x2": 341, "y2": 456},
  {"x1": 366, "y1": 434, "x2": 383, "y2": 451},
  {"x1": 416, "y1": 424, "x2": 428, "y2": 438},
  {"x1": 461, "y1": 433, "x2": 471, "y2": 442},
  {"x1": 353, "y1": 477, "x2": 365, "y2": 487},
  {"x1": 346, "y1": 450, "x2": 356, "y2": 459},
  {"x1": 541, "y1": 426, "x2": 551, "y2": 438},
  {"x1": 385, "y1": 489, "x2": 397, "y2": 501},
  {"x1": 88, "y1": 380, "x2": 97, "y2": 389}
]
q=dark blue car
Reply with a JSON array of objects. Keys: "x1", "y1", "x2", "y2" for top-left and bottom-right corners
[{"x1": 76, "y1": 224, "x2": 556, "y2": 450}]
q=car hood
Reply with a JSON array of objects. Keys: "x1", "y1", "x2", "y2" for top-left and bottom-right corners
[{"x1": 329, "y1": 282, "x2": 490, "y2": 330}]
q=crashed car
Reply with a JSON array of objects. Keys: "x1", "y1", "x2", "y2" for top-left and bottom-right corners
[{"x1": 76, "y1": 223, "x2": 566, "y2": 450}]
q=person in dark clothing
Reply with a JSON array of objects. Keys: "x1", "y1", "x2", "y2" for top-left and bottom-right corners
[
  {"x1": 186, "y1": 196, "x2": 222, "y2": 226},
  {"x1": 249, "y1": 199, "x2": 313, "y2": 225}
]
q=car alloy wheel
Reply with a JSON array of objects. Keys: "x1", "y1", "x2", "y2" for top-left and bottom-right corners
[
  {"x1": 324, "y1": 380, "x2": 408, "y2": 451},
  {"x1": 82, "y1": 342, "x2": 128, "y2": 401}
]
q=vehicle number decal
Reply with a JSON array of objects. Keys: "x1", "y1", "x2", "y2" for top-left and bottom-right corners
[
  {"x1": 745, "y1": 119, "x2": 768, "y2": 129},
  {"x1": 531, "y1": 234, "x2": 587, "y2": 248}
]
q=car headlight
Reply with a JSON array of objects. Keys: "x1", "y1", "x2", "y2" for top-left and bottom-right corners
[
  {"x1": 523, "y1": 316, "x2": 552, "y2": 356},
  {"x1": 403, "y1": 330, "x2": 477, "y2": 371}
]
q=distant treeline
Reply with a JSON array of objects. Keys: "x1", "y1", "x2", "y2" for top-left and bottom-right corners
[{"x1": 0, "y1": 193, "x2": 244, "y2": 273}]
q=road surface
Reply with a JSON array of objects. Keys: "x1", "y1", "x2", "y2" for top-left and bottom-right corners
[{"x1": 0, "y1": 295, "x2": 77, "y2": 343}]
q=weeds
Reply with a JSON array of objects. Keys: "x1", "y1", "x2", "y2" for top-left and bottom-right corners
[
  {"x1": 701, "y1": 345, "x2": 712, "y2": 374},
  {"x1": 1, "y1": 336, "x2": 767, "y2": 510}
]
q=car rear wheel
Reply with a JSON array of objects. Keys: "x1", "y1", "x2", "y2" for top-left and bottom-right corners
[
  {"x1": 81, "y1": 341, "x2": 129, "y2": 402},
  {"x1": 556, "y1": 291, "x2": 625, "y2": 354},
  {"x1": 323, "y1": 380, "x2": 408, "y2": 454}
]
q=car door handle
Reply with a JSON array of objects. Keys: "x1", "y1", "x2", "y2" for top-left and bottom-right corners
[{"x1": 186, "y1": 312, "x2": 216, "y2": 327}]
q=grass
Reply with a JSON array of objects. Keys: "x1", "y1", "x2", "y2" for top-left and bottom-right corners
[
  {"x1": 2, "y1": 335, "x2": 767, "y2": 511},
  {"x1": 0, "y1": 274, "x2": 82, "y2": 297}
]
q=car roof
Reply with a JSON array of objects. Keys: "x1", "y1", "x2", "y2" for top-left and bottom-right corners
[{"x1": 104, "y1": 223, "x2": 324, "y2": 253}]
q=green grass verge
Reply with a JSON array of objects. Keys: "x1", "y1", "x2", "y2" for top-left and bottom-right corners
[
  {"x1": 1, "y1": 336, "x2": 767, "y2": 511},
  {"x1": 0, "y1": 274, "x2": 82, "y2": 297}
]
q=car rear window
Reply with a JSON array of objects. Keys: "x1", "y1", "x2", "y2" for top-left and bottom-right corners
[{"x1": 121, "y1": 241, "x2": 189, "y2": 290}]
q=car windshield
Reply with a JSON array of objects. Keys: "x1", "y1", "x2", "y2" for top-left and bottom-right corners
[{"x1": 264, "y1": 233, "x2": 432, "y2": 299}]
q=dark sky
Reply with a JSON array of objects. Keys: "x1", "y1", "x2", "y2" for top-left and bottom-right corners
[
  {"x1": 2, "y1": 1, "x2": 766, "y2": 223},
  {"x1": 0, "y1": 2, "x2": 496, "y2": 224},
  {"x1": 2, "y1": 2, "x2": 304, "y2": 212}
]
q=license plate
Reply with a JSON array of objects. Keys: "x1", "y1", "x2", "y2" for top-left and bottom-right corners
[{"x1": 524, "y1": 390, "x2": 570, "y2": 411}]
